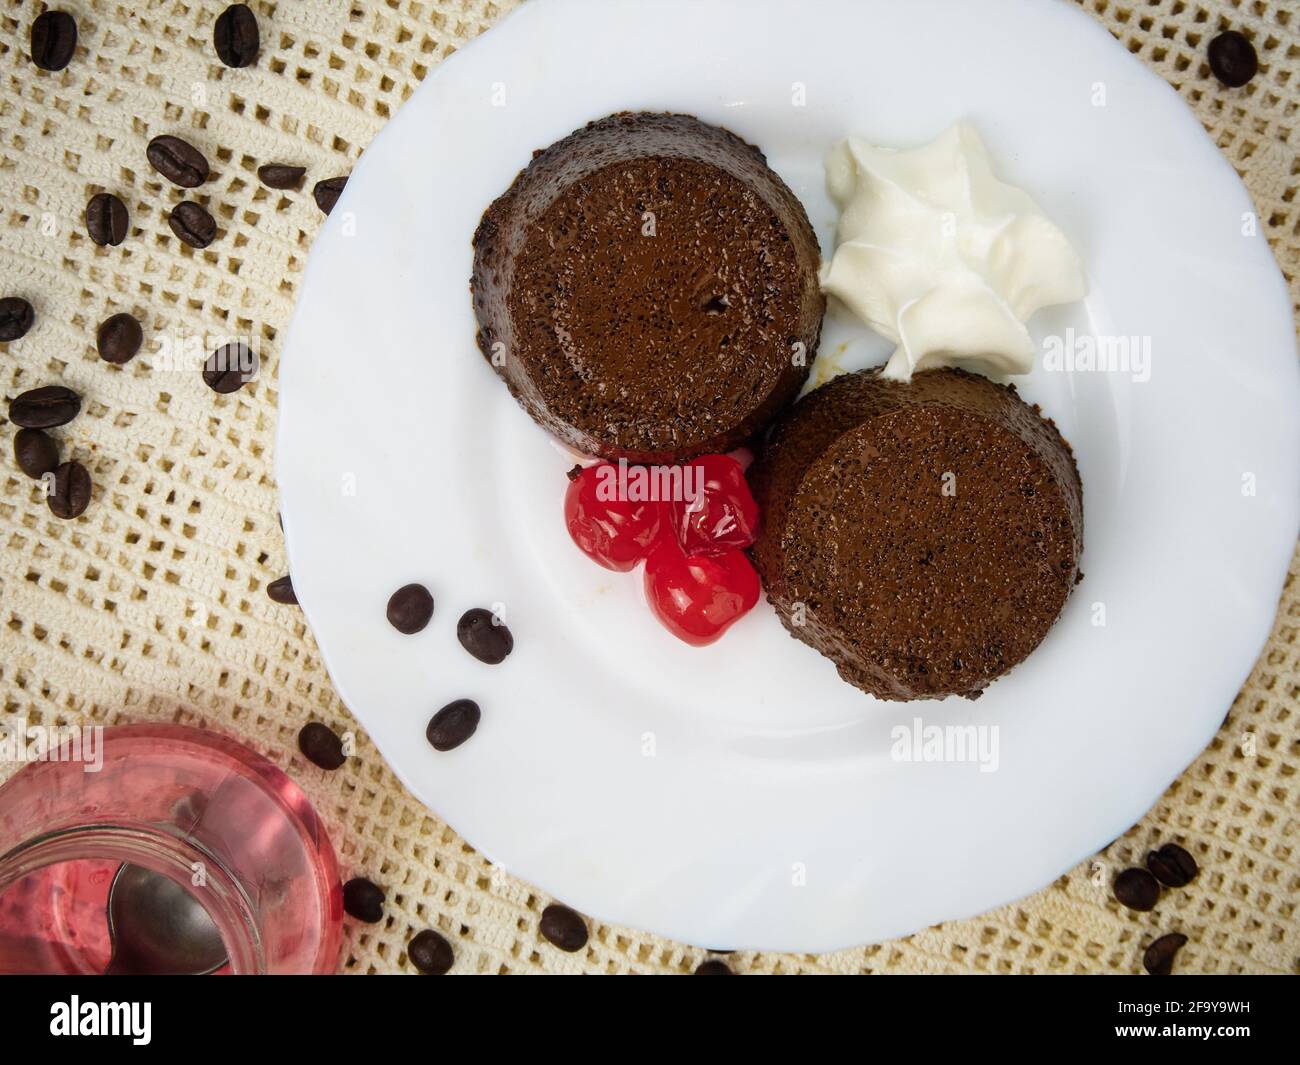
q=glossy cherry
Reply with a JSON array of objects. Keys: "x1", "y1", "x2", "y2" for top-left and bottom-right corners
[
  {"x1": 669, "y1": 453, "x2": 760, "y2": 557},
  {"x1": 643, "y1": 537, "x2": 761, "y2": 646},
  {"x1": 564, "y1": 463, "x2": 665, "y2": 571}
]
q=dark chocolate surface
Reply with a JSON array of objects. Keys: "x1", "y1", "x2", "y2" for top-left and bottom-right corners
[
  {"x1": 471, "y1": 112, "x2": 824, "y2": 463},
  {"x1": 749, "y1": 368, "x2": 1084, "y2": 701}
]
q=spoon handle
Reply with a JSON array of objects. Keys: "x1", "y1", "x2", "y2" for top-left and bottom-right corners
[{"x1": 102, "y1": 953, "x2": 132, "y2": 976}]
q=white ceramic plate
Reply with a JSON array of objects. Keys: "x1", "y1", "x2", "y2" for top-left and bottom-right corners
[{"x1": 276, "y1": 0, "x2": 1300, "y2": 951}]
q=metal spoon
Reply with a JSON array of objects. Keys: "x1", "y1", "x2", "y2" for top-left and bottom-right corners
[{"x1": 104, "y1": 863, "x2": 228, "y2": 975}]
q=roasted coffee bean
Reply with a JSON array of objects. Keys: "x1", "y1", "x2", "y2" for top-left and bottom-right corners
[
  {"x1": 1146, "y1": 843, "x2": 1198, "y2": 888},
  {"x1": 147, "y1": 135, "x2": 210, "y2": 188},
  {"x1": 456, "y1": 607, "x2": 513, "y2": 664},
  {"x1": 342, "y1": 877, "x2": 385, "y2": 923},
  {"x1": 298, "y1": 722, "x2": 346, "y2": 770},
  {"x1": 169, "y1": 201, "x2": 217, "y2": 248},
  {"x1": 0, "y1": 297, "x2": 35, "y2": 341},
  {"x1": 48, "y1": 460, "x2": 91, "y2": 519},
  {"x1": 1142, "y1": 932, "x2": 1188, "y2": 976},
  {"x1": 85, "y1": 192, "x2": 129, "y2": 246},
  {"x1": 202, "y1": 342, "x2": 258, "y2": 393},
  {"x1": 9, "y1": 385, "x2": 81, "y2": 429},
  {"x1": 213, "y1": 3, "x2": 259, "y2": 68},
  {"x1": 539, "y1": 904, "x2": 588, "y2": 953},
  {"x1": 1208, "y1": 31, "x2": 1258, "y2": 88},
  {"x1": 313, "y1": 176, "x2": 347, "y2": 216},
  {"x1": 257, "y1": 163, "x2": 305, "y2": 190},
  {"x1": 1113, "y1": 867, "x2": 1160, "y2": 912},
  {"x1": 408, "y1": 930, "x2": 454, "y2": 975},
  {"x1": 387, "y1": 583, "x2": 434, "y2": 634},
  {"x1": 96, "y1": 312, "x2": 143, "y2": 365},
  {"x1": 14, "y1": 429, "x2": 59, "y2": 479},
  {"x1": 694, "y1": 960, "x2": 733, "y2": 975},
  {"x1": 267, "y1": 576, "x2": 298, "y2": 604},
  {"x1": 31, "y1": 10, "x2": 77, "y2": 71},
  {"x1": 425, "y1": 699, "x2": 479, "y2": 752}
]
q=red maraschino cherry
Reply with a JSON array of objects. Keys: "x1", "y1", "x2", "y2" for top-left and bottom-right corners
[
  {"x1": 564, "y1": 463, "x2": 665, "y2": 571},
  {"x1": 643, "y1": 536, "x2": 760, "y2": 646},
  {"x1": 668, "y1": 453, "x2": 760, "y2": 557}
]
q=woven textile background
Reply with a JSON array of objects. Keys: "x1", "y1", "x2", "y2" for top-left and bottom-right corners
[{"x1": 1, "y1": 0, "x2": 1297, "y2": 975}]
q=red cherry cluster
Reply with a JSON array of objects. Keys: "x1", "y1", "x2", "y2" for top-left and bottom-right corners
[{"x1": 563, "y1": 454, "x2": 762, "y2": 646}]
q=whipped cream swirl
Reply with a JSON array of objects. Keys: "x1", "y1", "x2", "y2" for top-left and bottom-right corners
[{"x1": 820, "y1": 122, "x2": 1087, "y2": 382}]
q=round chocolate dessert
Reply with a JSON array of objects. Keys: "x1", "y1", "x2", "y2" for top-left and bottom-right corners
[
  {"x1": 471, "y1": 112, "x2": 824, "y2": 463},
  {"x1": 749, "y1": 368, "x2": 1083, "y2": 701}
]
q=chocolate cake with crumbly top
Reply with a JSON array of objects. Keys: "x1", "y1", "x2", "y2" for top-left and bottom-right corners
[
  {"x1": 471, "y1": 112, "x2": 824, "y2": 463},
  {"x1": 748, "y1": 368, "x2": 1083, "y2": 701}
]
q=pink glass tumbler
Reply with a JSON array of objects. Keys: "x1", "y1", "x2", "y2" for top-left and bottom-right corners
[{"x1": 0, "y1": 723, "x2": 342, "y2": 974}]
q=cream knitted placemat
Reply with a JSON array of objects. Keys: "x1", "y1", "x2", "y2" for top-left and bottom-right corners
[{"x1": 1, "y1": 0, "x2": 1296, "y2": 975}]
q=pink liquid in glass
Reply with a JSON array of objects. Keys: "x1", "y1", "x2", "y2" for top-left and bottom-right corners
[{"x1": 0, "y1": 724, "x2": 342, "y2": 975}]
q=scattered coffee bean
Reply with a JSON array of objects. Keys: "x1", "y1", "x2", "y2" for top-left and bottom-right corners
[
  {"x1": 85, "y1": 192, "x2": 129, "y2": 246},
  {"x1": 147, "y1": 135, "x2": 210, "y2": 188},
  {"x1": 0, "y1": 297, "x2": 35, "y2": 341},
  {"x1": 267, "y1": 576, "x2": 298, "y2": 604},
  {"x1": 456, "y1": 607, "x2": 513, "y2": 664},
  {"x1": 14, "y1": 429, "x2": 59, "y2": 480},
  {"x1": 342, "y1": 877, "x2": 385, "y2": 923},
  {"x1": 1113, "y1": 867, "x2": 1160, "y2": 912},
  {"x1": 257, "y1": 163, "x2": 306, "y2": 190},
  {"x1": 47, "y1": 460, "x2": 91, "y2": 519},
  {"x1": 202, "y1": 342, "x2": 258, "y2": 393},
  {"x1": 694, "y1": 960, "x2": 733, "y2": 975},
  {"x1": 387, "y1": 583, "x2": 434, "y2": 634},
  {"x1": 169, "y1": 201, "x2": 217, "y2": 248},
  {"x1": 1208, "y1": 30, "x2": 1258, "y2": 88},
  {"x1": 408, "y1": 929, "x2": 454, "y2": 975},
  {"x1": 297, "y1": 722, "x2": 346, "y2": 770},
  {"x1": 1142, "y1": 932, "x2": 1188, "y2": 976},
  {"x1": 96, "y1": 312, "x2": 143, "y2": 365},
  {"x1": 1146, "y1": 843, "x2": 1198, "y2": 888},
  {"x1": 539, "y1": 903, "x2": 588, "y2": 952},
  {"x1": 425, "y1": 699, "x2": 479, "y2": 752},
  {"x1": 9, "y1": 385, "x2": 81, "y2": 429},
  {"x1": 31, "y1": 10, "x2": 77, "y2": 71},
  {"x1": 313, "y1": 176, "x2": 348, "y2": 216},
  {"x1": 213, "y1": 3, "x2": 259, "y2": 68}
]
